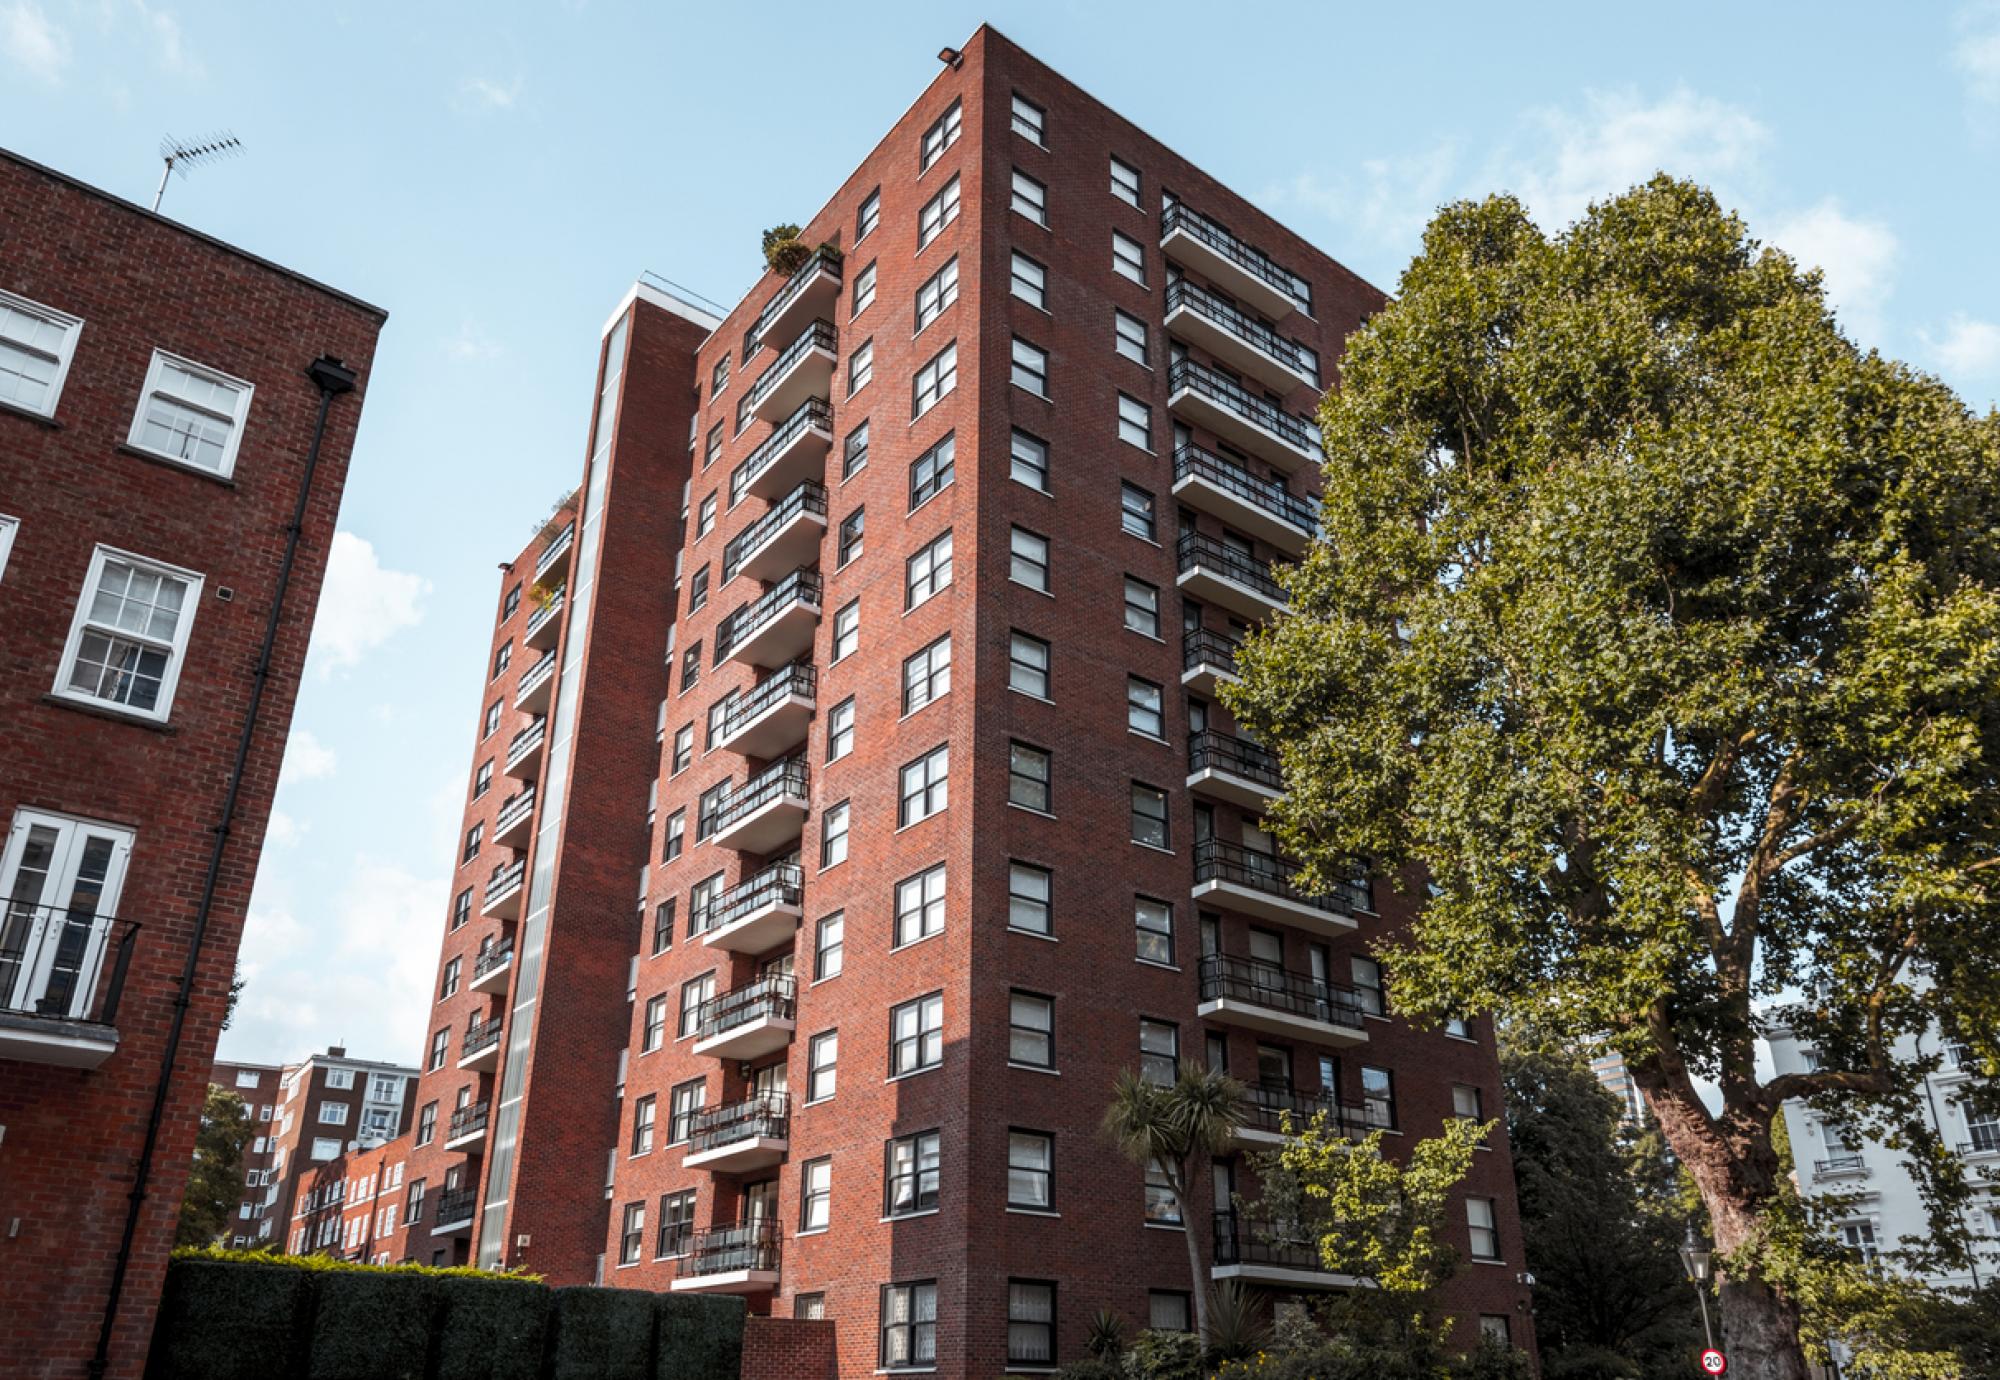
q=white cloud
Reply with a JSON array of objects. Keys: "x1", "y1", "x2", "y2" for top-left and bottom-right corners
[
  {"x1": 1955, "y1": 3, "x2": 2000, "y2": 110},
  {"x1": 129, "y1": 0, "x2": 198, "y2": 77},
  {"x1": 1265, "y1": 140, "x2": 1459, "y2": 257},
  {"x1": 1, "y1": 1, "x2": 69, "y2": 82},
  {"x1": 280, "y1": 729, "x2": 338, "y2": 783},
  {"x1": 309, "y1": 531, "x2": 429, "y2": 678},
  {"x1": 458, "y1": 75, "x2": 522, "y2": 110},
  {"x1": 1765, "y1": 199, "x2": 1900, "y2": 342},
  {"x1": 1923, "y1": 314, "x2": 2000, "y2": 402},
  {"x1": 447, "y1": 322, "x2": 504, "y2": 361},
  {"x1": 265, "y1": 810, "x2": 303, "y2": 847}
]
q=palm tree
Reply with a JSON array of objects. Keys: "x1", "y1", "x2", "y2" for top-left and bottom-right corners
[{"x1": 1101, "y1": 1064, "x2": 1246, "y2": 1342}]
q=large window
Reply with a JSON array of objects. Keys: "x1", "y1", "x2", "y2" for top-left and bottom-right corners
[
  {"x1": 903, "y1": 635, "x2": 951, "y2": 713},
  {"x1": 1135, "y1": 897, "x2": 1174, "y2": 965},
  {"x1": 1009, "y1": 526, "x2": 1050, "y2": 590},
  {"x1": 1148, "y1": 1292, "x2": 1190, "y2": 1333},
  {"x1": 899, "y1": 746, "x2": 949, "y2": 826},
  {"x1": 128, "y1": 350, "x2": 254, "y2": 477},
  {"x1": 890, "y1": 993, "x2": 944, "y2": 1076},
  {"x1": 1012, "y1": 169, "x2": 1048, "y2": 226},
  {"x1": 1351, "y1": 956, "x2": 1385, "y2": 1016},
  {"x1": 1010, "y1": 427, "x2": 1049, "y2": 491},
  {"x1": 1007, "y1": 1281, "x2": 1056, "y2": 1368},
  {"x1": 668, "y1": 1078, "x2": 706, "y2": 1144},
  {"x1": 0, "y1": 289, "x2": 83, "y2": 418},
  {"x1": 1140, "y1": 1020, "x2": 1179, "y2": 1085},
  {"x1": 905, "y1": 530, "x2": 954, "y2": 609},
  {"x1": 885, "y1": 1132, "x2": 941, "y2": 1216},
  {"x1": 1145, "y1": 1161, "x2": 1181, "y2": 1224},
  {"x1": 820, "y1": 801, "x2": 850, "y2": 869},
  {"x1": 894, "y1": 863, "x2": 947, "y2": 947},
  {"x1": 1110, "y1": 156, "x2": 1142, "y2": 208},
  {"x1": 1467, "y1": 1198, "x2": 1501, "y2": 1261},
  {"x1": 1130, "y1": 783, "x2": 1170, "y2": 849},
  {"x1": 915, "y1": 257, "x2": 959, "y2": 332},
  {"x1": 909, "y1": 434, "x2": 955, "y2": 508},
  {"x1": 918, "y1": 175, "x2": 961, "y2": 249},
  {"x1": 1361, "y1": 1064, "x2": 1397, "y2": 1129},
  {"x1": 657, "y1": 1190, "x2": 695, "y2": 1259},
  {"x1": 920, "y1": 99, "x2": 962, "y2": 170},
  {"x1": 0, "y1": 807, "x2": 134, "y2": 1019},
  {"x1": 1009, "y1": 991, "x2": 1054, "y2": 1068},
  {"x1": 1127, "y1": 676, "x2": 1165, "y2": 739},
  {"x1": 1008, "y1": 631, "x2": 1050, "y2": 698},
  {"x1": 1010, "y1": 336, "x2": 1049, "y2": 397},
  {"x1": 1117, "y1": 393, "x2": 1152, "y2": 450},
  {"x1": 679, "y1": 973, "x2": 715, "y2": 1038},
  {"x1": 54, "y1": 546, "x2": 204, "y2": 721},
  {"x1": 1010, "y1": 251, "x2": 1047, "y2": 311},
  {"x1": 1121, "y1": 482, "x2": 1157, "y2": 540},
  {"x1": 880, "y1": 1280, "x2": 938, "y2": 1370},
  {"x1": 1008, "y1": 741, "x2": 1052, "y2": 813},
  {"x1": 630, "y1": 1094, "x2": 656, "y2": 1155},
  {"x1": 807, "y1": 1029, "x2": 838, "y2": 1101},
  {"x1": 814, "y1": 913, "x2": 844, "y2": 981},
  {"x1": 1010, "y1": 92, "x2": 1045, "y2": 145},
  {"x1": 1123, "y1": 577, "x2": 1160, "y2": 637},
  {"x1": 800, "y1": 1157, "x2": 832, "y2": 1231},
  {"x1": 619, "y1": 1202, "x2": 645, "y2": 1266},
  {"x1": 1113, "y1": 231, "x2": 1147, "y2": 286},
  {"x1": 1008, "y1": 863, "x2": 1052, "y2": 936},
  {"x1": 913, "y1": 341, "x2": 957, "y2": 418},
  {"x1": 1008, "y1": 1132, "x2": 1053, "y2": 1210},
  {"x1": 1115, "y1": 311, "x2": 1150, "y2": 365}
]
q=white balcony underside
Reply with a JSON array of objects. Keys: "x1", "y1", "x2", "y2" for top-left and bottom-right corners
[
  {"x1": 1175, "y1": 566, "x2": 1287, "y2": 623},
  {"x1": 1192, "y1": 878, "x2": 1359, "y2": 936},
  {"x1": 670, "y1": 1268, "x2": 781, "y2": 1295},
  {"x1": 700, "y1": 902, "x2": 801, "y2": 955},
  {"x1": 682, "y1": 1136, "x2": 789, "y2": 1173},
  {"x1": 1171, "y1": 469, "x2": 1313, "y2": 555},
  {"x1": 1196, "y1": 997, "x2": 1368, "y2": 1045},
  {"x1": 1169, "y1": 385, "x2": 1319, "y2": 474},
  {"x1": 1186, "y1": 765, "x2": 1280, "y2": 812},
  {"x1": 692, "y1": 1013, "x2": 795, "y2": 1062},
  {"x1": 1165, "y1": 299, "x2": 1316, "y2": 394}
]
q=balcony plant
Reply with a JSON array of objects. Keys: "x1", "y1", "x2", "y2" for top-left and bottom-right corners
[{"x1": 761, "y1": 224, "x2": 810, "y2": 276}]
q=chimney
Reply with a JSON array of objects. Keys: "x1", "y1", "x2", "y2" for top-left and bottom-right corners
[{"x1": 328, "y1": 1045, "x2": 347, "y2": 1058}]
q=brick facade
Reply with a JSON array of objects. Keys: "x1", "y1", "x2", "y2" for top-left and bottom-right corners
[{"x1": 0, "y1": 149, "x2": 384, "y2": 1379}]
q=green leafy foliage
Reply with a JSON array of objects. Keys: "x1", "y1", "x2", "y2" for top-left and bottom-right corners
[
  {"x1": 761, "y1": 223, "x2": 809, "y2": 276},
  {"x1": 175, "y1": 1086, "x2": 254, "y2": 1247}
]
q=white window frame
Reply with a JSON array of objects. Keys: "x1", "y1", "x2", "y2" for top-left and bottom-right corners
[
  {"x1": 0, "y1": 288, "x2": 84, "y2": 419},
  {"x1": 0, "y1": 514, "x2": 16, "y2": 584},
  {"x1": 126, "y1": 349, "x2": 255, "y2": 479},
  {"x1": 0, "y1": 807, "x2": 135, "y2": 1019},
  {"x1": 1110, "y1": 157, "x2": 1142, "y2": 209},
  {"x1": 52, "y1": 544, "x2": 205, "y2": 723}
]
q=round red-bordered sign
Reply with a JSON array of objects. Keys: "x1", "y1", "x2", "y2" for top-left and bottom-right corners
[{"x1": 1700, "y1": 1349, "x2": 1727, "y2": 1375}]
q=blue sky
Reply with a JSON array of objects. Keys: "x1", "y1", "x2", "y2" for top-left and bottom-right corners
[{"x1": 5, "y1": 1, "x2": 1996, "y2": 1067}]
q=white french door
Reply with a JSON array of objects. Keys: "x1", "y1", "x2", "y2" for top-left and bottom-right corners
[{"x1": 0, "y1": 808, "x2": 135, "y2": 1019}]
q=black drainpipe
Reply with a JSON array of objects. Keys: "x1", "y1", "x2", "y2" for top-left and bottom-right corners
[{"x1": 89, "y1": 355, "x2": 358, "y2": 1380}]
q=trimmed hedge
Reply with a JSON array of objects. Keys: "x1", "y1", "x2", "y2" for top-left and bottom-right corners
[{"x1": 145, "y1": 1255, "x2": 750, "y2": 1380}]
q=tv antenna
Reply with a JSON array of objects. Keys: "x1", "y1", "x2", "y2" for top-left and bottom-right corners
[{"x1": 152, "y1": 132, "x2": 242, "y2": 212}]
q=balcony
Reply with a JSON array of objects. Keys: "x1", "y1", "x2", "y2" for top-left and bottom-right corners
[
  {"x1": 458, "y1": 1016, "x2": 504, "y2": 1072},
  {"x1": 711, "y1": 759, "x2": 811, "y2": 854},
  {"x1": 1183, "y1": 627, "x2": 1243, "y2": 697},
  {"x1": 514, "y1": 650, "x2": 556, "y2": 714},
  {"x1": 1813, "y1": 1154, "x2": 1869, "y2": 1179},
  {"x1": 1168, "y1": 359, "x2": 1320, "y2": 474},
  {"x1": 749, "y1": 320, "x2": 838, "y2": 424},
  {"x1": 1165, "y1": 279, "x2": 1317, "y2": 393},
  {"x1": 524, "y1": 588, "x2": 564, "y2": 651},
  {"x1": 716, "y1": 569, "x2": 822, "y2": 670},
  {"x1": 444, "y1": 1101, "x2": 490, "y2": 1152},
  {"x1": 683, "y1": 1093, "x2": 791, "y2": 1173},
  {"x1": 1188, "y1": 729, "x2": 1283, "y2": 810},
  {"x1": 730, "y1": 397, "x2": 834, "y2": 507},
  {"x1": 431, "y1": 1186, "x2": 477, "y2": 1235},
  {"x1": 671, "y1": 1220, "x2": 781, "y2": 1294},
  {"x1": 1212, "y1": 1210, "x2": 1362, "y2": 1291},
  {"x1": 1236, "y1": 1085, "x2": 1376, "y2": 1148},
  {"x1": 1193, "y1": 839, "x2": 1366, "y2": 937},
  {"x1": 698, "y1": 863, "x2": 804, "y2": 955},
  {"x1": 691, "y1": 974, "x2": 797, "y2": 1061},
  {"x1": 534, "y1": 522, "x2": 575, "y2": 583},
  {"x1": 1172, "y1": 444, "x2": 1317, "y2": 554},
  {"x1": 724, "y1": 481, "x2": 828, "y2": 587},
  {"x1": 1176, "y1": 532, "x2": 1288, "y2": 621},
  {"x1": 503, "y1": 718, "x2": 546, "y2": 780},
  {"x1": 715, "y1": 663, "x2": 817, "y2": 759},
  {"x1": 1161, "y1": 202, "x2": 1299, "y2": 319},
  {"x1": 469, "y1": 941, "x2": 514, "y2": 994},
  {"x1": 1960, "y1": 1127, "x2": 2000, "y2": 1158},
  {"x1": 482, "y1": 859, "x2": 526, "y2": 920},
  {"x1": 0, "y1": 905, "x2": 138, "y2": 1070},
  {"x1": 1198, "y1": 953, "x2": 1367, "y2": 1044},
  {"x1": 752, "y1": 245, "x2": 843, "y2": 349},
  {"x1": 493, "y1": 787, "x2": 536, "y2": 848}
]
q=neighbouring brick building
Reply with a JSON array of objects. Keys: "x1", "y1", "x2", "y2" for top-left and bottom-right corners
[
  {"x1": 390, "y1": 26, "x2": 1536, "y2": 1377},
  {"x1": 0, "y1": 148, "x2": 385, "y2": 1379},
  {"x1": 288, "y1": 1133, "x2": 416, "y2": 1264}
]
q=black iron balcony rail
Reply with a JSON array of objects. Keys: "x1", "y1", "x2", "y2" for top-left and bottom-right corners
[
  {"x1": 462, "y1": 1017, "x2": 504, "y2": 1060},
  {"x1": 1194, "y1": 838, "x2": 1374, "y2": 916},
  {"x1": 1183, "y1": 627, "x2": 1243, "y2": 679},
  {"x1": 754, "y1": 245, "x2": 843, "y2": 341},
  {"x1": 1177, "y1": 531, "x2": 1286, "y2": 604},
  {"x1": 1212, "y1": 1209, "x2": 1328, "y2": 1272},
  {"x1": 1161, "y1": 203, "x2": 1297, "y2": 302},
  {"x1": 695, "y1": 974, "x2": 797, "y2": 1041},
  {"x1": 534, "y1": 522, "x2": 575, "y2": 578},
  {"x1": 1961, "y1": 1127, "x2": 2000, "y2": 1155},
  {"x1": 433, "y1": 1186, "x2": 477, "y2": 1226},
  {"x1": 688, "y1": 1092, "x2": 791, "y2": 1154},
  {"x1": 721, "y1": 664, "x2": 818, "y2": 740},
  {"x1": 713, "y1": 759, "x2": 810, "y2": 836},
  {"x1": 1189, "y1": 729, "x2": 1283, "y2": 791},
  {"x1": 506, "y1": 717, "x2": 546, "y2": 762},
  {"x1": 731, "y1": 398, "x2": 835, "y2": 506},
  {"x1": 0, "y1": 902, "x2": 139, "y2": 1026},
  {"x1": 1814, "y1": 1154, "x2": 1867, "y2": 1174},
  {"x1": 746, "y1": 320, "x2": 837, "y2": 411},
  {"x1": 714, "y1": 570, "x2": 823, "y2": 663},
  {"x1": 1173, "y1": 443, "x2": 1318, "y2": 536},
  {"x1": 447, "y1": 1101, "x2": 491, "y2": 1141},
  {"x1": 1241, "y1": 1084, "x2": 1373, "y2": 1139},
  {"x1": 472, "y1": 942, "x2": 515, "y2": 981},
  {"x1": 1166, "y1": 280, "x2": 1311, "y2": 374},
  {"x1": 1199, "y1": 953, "x2": 1365, "y2": 1029},
  {"x1": 698, "y1": 863, "x2": 805, "y2": 937},
  {"x1": 494, "y1": 788, "x2": 536, "y2": 837},
  {"x1": 485, "y1": 859, "x2": 526, "y2": 902},
  {"x1": 723, "y1": 482, "x2": 829, "y2": 583},
  {"x1": 524, "y1": 588, "x2": 565, "y2": 640},
  {"x1": 676, "y1": 1219, "x2": 782, "y2": 1279},
  {"x1": 1169, "y1": 358, "x2": 1317, "y2": 455}
]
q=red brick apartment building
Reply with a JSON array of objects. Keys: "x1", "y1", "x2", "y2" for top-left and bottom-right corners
[
  {"x1": 210, "y1": 1047, "x2": 416, "y2": 1248},
  {"x1": 392, "y1": 26, "x2": 1535, "y2": 1377},
  {"x1": 0, "y1": 150, "x2": 384, "y2": 1379},
  {"x1": 288, "y1": 1134, "x2": 414, "y2": 1264}
]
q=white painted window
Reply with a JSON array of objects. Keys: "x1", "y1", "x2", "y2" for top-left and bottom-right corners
[
  {"x1": 915, "y1": 257, "x2": 959, "y2": 332},
  {"x1": 1009, "y1": 252, "x2": 1046, "y2": 311},
  {"x1": 918, "y1": 175, "x2": 960, "y2": 249},
  {"x1": 1011, "y1": 169, "x2": 1048, "y2": 226},
  {"x1": 235, "y1": 1069, "x2": 262, "y2": 1089},
  {"x1": 127, "y1": 350, "x2": 254, "y2": 478},
  {"x1": 1110, "y1": 157, "x2": 1142, "y2": 209},
  {"x1": 920, "y1": 100, "x2": 962, "y2": 171},
  {"x1": 1010, "y1": 93, "x2": 1045, "y2": 145},
  {"x1": 0, "y1": 288, "x2": 83, "y2": 418},
  {"x1": 0, "y1": 514, "x2": 15, "y2": 584},
  {"x1": 320, "y1": 1102, "x2": 349, "y2": 1125},
  {"x1": 0, "y1": 808, "x2": 134, "y2": 1019},
  {"x1": 311, "y1": 1138, "x2": 341, "y2": 1161},
  {"x1": 326, "y1": 1068, "x2": 355, "y2": 1089},
  {"x1": 1113, "y1": 232, "x2": 1147, "y2": 286},
  {"x1": 53, "y1": 546, "x2": 204, "y2": 722}
]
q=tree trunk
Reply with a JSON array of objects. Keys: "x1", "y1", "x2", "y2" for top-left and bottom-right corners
[
  {"x1": 1177, "y1": 1163, "x2": 1211, "y2": 1342},
  {"x1": 1716, "y1": 1275, "x2": 1811, "y2": 1380}
]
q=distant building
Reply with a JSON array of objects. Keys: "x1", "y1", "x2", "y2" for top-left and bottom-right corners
[
  {"x1": 1590, "y1": 1044, "x2": 1647, "y2": 1123},
  {"x1": 289, "y1": 1134, "x2": 415, "y2": 1264}
]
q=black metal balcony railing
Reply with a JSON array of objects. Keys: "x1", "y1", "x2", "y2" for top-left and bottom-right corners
[
  {"x1": 1188, "y1": 729, "x2": 1283, "y2": 791},
  {"x1": 447, "y1": 1101, "x2": 491, "y2": 1142},
  {"x1": 1814, "y1": 1154, "x2": 1867, "y2": 1175},
  {"x1": 433, "y1": 1186, "x2": 477, "y2": 1227},
  {"x1": 1177, "y1": 531, "x2": 1286, "y2": 605},
  {"x1": 494, "y1": 788, "x2": 536, "y2": 836},
  {"x1": 524, "y1": 588, "x2": 564, "y2": 639},
  {"x1": 676, "y1": 1219, "x2": 782, "y2": 1280},
  {"x1": 1183, "y1": 627, "x2": 1243, "y2": 680},
  {"x1": 1169, "y1": 358, "x2": 1318, "y2": 455},
  {"x1": 485, "y1": 859, "x2": 526, "y2": 903},
  {"x1": 0, "y1": 902, "x2": 140, "y2": 1027},
  {"x1": 713, "y1": 759, "x2": 811, "y2": 837},
  {"x1": 1194, "y1": 838, "x2": 1374, "y2": 916},
  {"x1": 721, "y1": 663, "x2": 818, "y2": 740},
  {"x1": 723, "y1": 482, "x2": 829, "y2": 584},
  {"x1": 1212, "y1": 1209, "x2": 1327, "y2": 1272},
  {"x1": 472, "y1": 942, "x2": 515, "y2": 981},
  {"x1": 747, "y1": 320, "x2": 838, "y2": 411},
  {"x1": 697, "y1": 863, "x2": 804, "y2": 937},
  {"x1": 695, "y1": 974, "x2": 797, "y2": 1041},
  {"x1": 461, "y1": 1017, "x2": 504, "y2": 1060},
  {"x1": 506, "y1": 718, "x2": 546, "y2": 763},
  {"x1": 1962, "y1": 1125, "x2": 2000, "y2": 1155},
  {"x1": 1161, "y1": 203, "x2": 1297, "y2": 301},
  {"x1": 534, "y1": 522, "x2": 575, "y2": 578},
  {"x1": 688, "y1": 1092, "x2": 791, "y2": 1155},
  {"x1": 1199, "y1": 953, "x2": 1365, "y2": 1030},
  {"x1": 1166, "y1": 280, "x2": 1312, "y2": 374},
  {"x1": 730, "y1": 398, "x2": 834, "y2": 506},
  {"x1": 754, "y1": 245, "x2": 843, "y2": 341},
  {"x1": 714, "y1": 570, "x2": 823, "y2": 663},
  {"x1": 1241, "y1": 1084, "x2": 1374, "y2": 1139},
  {"x1": 1174, "y1": 443, "x2": 1318, "y2": 536}
]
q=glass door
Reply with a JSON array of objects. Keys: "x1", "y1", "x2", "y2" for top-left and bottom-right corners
[{"x1": 0, "y1": 808, "x2": 133, "y2": 1019}]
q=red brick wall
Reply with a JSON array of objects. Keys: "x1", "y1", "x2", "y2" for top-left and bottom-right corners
[
  {"x1": 0, "y1": 151, "x2": 383, "y2": 1380},
  {"x1": 742, "y1": 1316, "x2": 838, "y2": 1380}
]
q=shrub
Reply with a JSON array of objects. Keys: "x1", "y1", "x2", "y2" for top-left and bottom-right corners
[
  {"x1": 1125, "y1": 1327, "x2": 1205, "y2": 1380},
  {"x1": 762, "y1": 224, "x2": 810, "y2": 276},
  {"x1": 1049, "y1": 1361, "x2": 1122, "y2": 1380},
  {"x1": 307, "y1": 1268, "x2": 433, "y2": 1380},
  {"x1": 654, "y1": 1293, "x2": 746, "y2": 1380},
  {"x1": 146, "y1": 1258, "x2": 313, "y2": 1380},
  {"x1": 549, "y1": 1285, "x2": 656, "y2": 1380},
  {"x1": 434, "y1": 1274, "x2": 551, "y2": 1380}
]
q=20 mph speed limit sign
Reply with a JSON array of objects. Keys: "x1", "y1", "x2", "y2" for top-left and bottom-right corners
[{"x1": 1700, "y1": 1350, "x2": 1727, "y2": 1375}]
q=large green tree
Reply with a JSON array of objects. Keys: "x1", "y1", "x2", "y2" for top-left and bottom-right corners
[
  {"x1": 1227, "y1": 176, "x2": 2000, "y2": 1378},
  {"x1": 175, "y1": 1085, "x2": 254, "y2": 1247}
]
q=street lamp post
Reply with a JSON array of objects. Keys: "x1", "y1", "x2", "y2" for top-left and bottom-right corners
[{"x1": 1679, "y1": 1234, "x2": 1717, "y2": 1352}]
